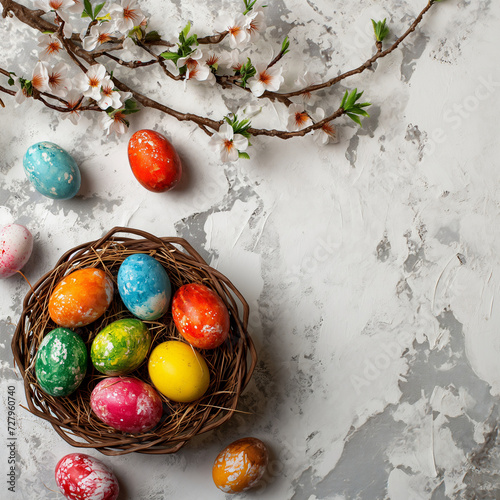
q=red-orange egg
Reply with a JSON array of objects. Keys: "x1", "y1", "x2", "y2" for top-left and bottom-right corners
[
  {"x1": 48, "y1": 268, "x2": 114, "y2": 328},
  {"x1": 172, "y1": 283, "x2": 230, "y2": 349},
  {"x1": 128, "y1": 129, "x2": 182, "y2": 192},
  {"x1": 212, "y1": 437, "x2": 269, "y2": 494}
]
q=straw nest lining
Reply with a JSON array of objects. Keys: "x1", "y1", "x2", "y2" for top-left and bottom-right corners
[{"x1": 12, "y1": 227, "x2": 257, "y2": 456}]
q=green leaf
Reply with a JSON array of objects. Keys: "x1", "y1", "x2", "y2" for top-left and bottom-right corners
[
  {"x1": 7, "y1": 72, "x2": 16, "y2": 86},
  {"x1": 83, "y1": 0, "x2": 93, "y2": 18},
  {"x1": 42, "y1": 30, "x2": 55, "y2": 34},
  {"x1": 346, "y1": 113, "x2": 362, "y2": 126},
  {"x1": 161, "y1": 51, "x2": 180, "y2": 61},
  {"x1": 345, "y1": 88, "x2": 358, "y2": 109},
  {"x1": 238, "y1": 151, "x2": 251, "y2": 160},
  {"x1": 371, "y1": 18, "x2": 389, "y2": 42},
  {"x1": 145, "y1": 30, "x2": 162, "y2": 42},
  {"x1": 281, "y1": 36, "x2": 290, "y2": 55},
  {"x1": 242, "y1": 0, "x2": 258, "y2": 15},
  {"x1": 340, "y1": 90, "x2": 348, "y2": 108},
  {"x1": 123, "y1": 99, "x2": 140, "y2": 115},
  {"x1": 347, "y1": 108, "x2": 370, "y2": 116},
  {"x1": 238, "y1": 58, "x2": 256, "y2": 88},
  {"x1": 181, "y1": 22, "x2": 191, "y2": 39},
  {"x1": 94, "y1": 2, "x2": 106, "y2": 18},
  {"x1": 81, "y1": 10, "x2": 90, "y2": 18},
  {"x1": 128, "y1": 25, "x2": 144, "y2": 41}
]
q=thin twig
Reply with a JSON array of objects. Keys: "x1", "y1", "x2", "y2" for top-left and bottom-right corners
[{"x1": 0, "y1": 0, "x2": 437, "y2": 141}]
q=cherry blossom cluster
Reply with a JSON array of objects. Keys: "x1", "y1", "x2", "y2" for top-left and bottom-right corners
[{"x1": 0, "y1": 0, "x2": 441, "y2": 162}]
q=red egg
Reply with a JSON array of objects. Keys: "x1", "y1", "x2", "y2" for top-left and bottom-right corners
[
  {"x1": 172, "y1": 283, "x2": 230, "y2": 349},
  {"x1": 128, "y1": 129, "x2": 182, "y2": 192},
  {"x1": 55, "y1": 453, "x2": 119, "y2": 500},
  {"x1": 90, "y1": 377, "x2": 163, "y2": 433}
]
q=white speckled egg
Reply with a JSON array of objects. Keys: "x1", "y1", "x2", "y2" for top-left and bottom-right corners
[
  {"x1": 0, "y1": 224, "x2": 33, "y2": 278},
  {"x1": 23, "y1": 141, "x2": 81, "y2": 199}
]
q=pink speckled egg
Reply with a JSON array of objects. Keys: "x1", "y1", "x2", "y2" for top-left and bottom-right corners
[
  {"x1": 55, "y1": 453, "x2": 119, "y2": 500},
  {"x1": 90, "y1": 377, "x2": 163, "y2": 434},
  {"x1": 0, "y1": 224, "x2": 33, "y2": 278}
]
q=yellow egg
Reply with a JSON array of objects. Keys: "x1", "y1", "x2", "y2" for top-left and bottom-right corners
[{"x1": 148, "y1": 340, "x2": 210, "y2": 403}]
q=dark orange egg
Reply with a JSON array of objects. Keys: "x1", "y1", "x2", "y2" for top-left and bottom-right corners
[
  {"x1": 128, "y1": 129, "x2": 182, "y2": 192},
  {"x1": 48, "y1": 268, "x2": 114, "y2": 328},
  {"x1": 212, "y1": 437, "x2": 269, "y2": 494}
]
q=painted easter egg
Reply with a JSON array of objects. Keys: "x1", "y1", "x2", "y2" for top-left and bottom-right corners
[
  {"x1": 55, "y1": 453, "x2": 119, "y2": 500},
  {"x1": 0, "y1": 224, "x2": 33, "y2": 278},
  {"x1": 128, "y1": 129, "x2": 182, "y2": 192},
  {"x1": 117, "y1": 253, "x2": 171, "y2": 321},
  {"x1": 35, "y1": 328, "x2": 87, "y2": 397},
  {"x1": 23, "y1": 142, "x2": 81, "y2": 199},
  {"x1": 91, "y1": 318, "x2": 151, "y2": 376},
  {"x1": 148, "y1": 340, "x2": 210, "y2": 403},
  {"x1": 49, "y1": 268, "x2": 114, "y2": 328},
  {"x1": 90, "y1": 377, "x2": 163, "y2": 433},
  {"x1": 172, "y1": 283, "x2": 230, "y2": 349},
  {"x1": 212, "y1": 438, "x2": 269, "y2": 494}
]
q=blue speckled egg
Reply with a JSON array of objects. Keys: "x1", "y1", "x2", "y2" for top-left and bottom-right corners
[
  {"x1": 117, "y1": 254, "x2": 171, "y2": 320},
  {"x1": 23, "y1": 142, "x2": 81, "y2": 200}
]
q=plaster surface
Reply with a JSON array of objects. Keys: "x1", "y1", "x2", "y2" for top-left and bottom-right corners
[{"x1": 1, "y1": 1, "x2": 500, "y2": 499}]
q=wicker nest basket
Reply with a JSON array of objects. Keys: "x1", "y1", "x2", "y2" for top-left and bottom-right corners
[{"x1": 12, "y1": 227, "x2": 257, "y2": 456}]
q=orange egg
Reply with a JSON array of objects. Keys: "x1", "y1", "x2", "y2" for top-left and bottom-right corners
[
  {"x1": 48, "y1": 268, "x2": 114, "y2": 328},
  {"x1": 212, "y1": 438, "x2": 269, "y2": 494}
]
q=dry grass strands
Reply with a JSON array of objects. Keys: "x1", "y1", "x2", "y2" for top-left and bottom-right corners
[{"x1": 12, "y1": 227, "x2": 257, "y2": 456}]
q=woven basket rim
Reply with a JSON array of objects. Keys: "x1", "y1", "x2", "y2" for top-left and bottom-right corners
[{"x1": 12, "y1": 226, "x2": 257, "y2": 456}]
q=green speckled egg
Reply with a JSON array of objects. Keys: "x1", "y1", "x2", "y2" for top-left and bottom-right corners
[
  {"x1": 91, "y1": 319, "x2": 151, "y2": 376},
  {"x1": 35, "y1": 328, "x2": 88, "y2": 397}
]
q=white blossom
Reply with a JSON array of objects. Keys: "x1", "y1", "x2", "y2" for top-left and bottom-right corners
[
  {"x1": 34, "y1": 0, "x2": 74, "y2": 12},
  {"x1": 31, "y1": 61, "x2": 51, "y2": 93},
  {"x1": 61, "y1": 89, "x2": 83, "y2": 125},
  {"x1": 177, "y1": 48, "x2": 203, "y2": 69},
  {"x1": 215, "y1": 15, "x2": 250, "y2": 49},
  {"x1": 186, "y1": 60, "x2": 215, "y2": 85},
  {"x1": 245, "y1": 8, "x2": 266, "y2": 43},
  {"x1": 294, "y1": 71, "x2": 319, "y2": 105},
  {"x1": 238, "y1": 104, "x2": 262, "y2": 120},
  {"x1": 14, "y1": 79, "x2": 31, "y2": 106},
  {"x1": 120, "y1": 36, "x2": 150, "y2": 62},
  {"x1": 67, "y1": 0, "x2": 84, "y2": 14},
  {"x1": 218, "y1": 50, "x2": 245, "y2": 72},
  {"x1": 82, "y1": 24, "x2": 114, "y2": 51},
  {"x1": 38, "y1": 33, "x2": 63, "y2": 60},
  {"x1": 287, "y1": 103, "x2": 313, "y2": 132},
  {"x1": 108, "y1": 0, "x2": 144, "y2": 33},
  {"x1": 99, "y1": 111, "x2": 128, "y2": 135},
  {"x1": 248, "y1": 64, "x2": 283, "y2": 97},
  {"x1": 312, "y1": 107, "x2": 339, "y2": 145},
  {"x1": 34, "y1": 1, "x2": 74, "y2": 37},
  {"x1": 98, "y1": 77, "x2": 122, "y2": 109},
  {"x1": 46, "y1": 61, "x2": 72, "y2": 97},
  {"x1": 119, "y1": 90, "x2": 132, "y2": 103},
  {"x1": 75, "y1": 64, "x2": 107, "y2": 100},
  {"x1": 208, "y1": 122, "x2": 248, "y2": 163}
]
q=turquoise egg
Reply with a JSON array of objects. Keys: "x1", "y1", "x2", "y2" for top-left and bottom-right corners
[
  {"x1": 23, "y1": 142, "x2": 81, "y2": 200},
  {"x1": 117, "y1": 254, "x2": 171, "y2": 321}
]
